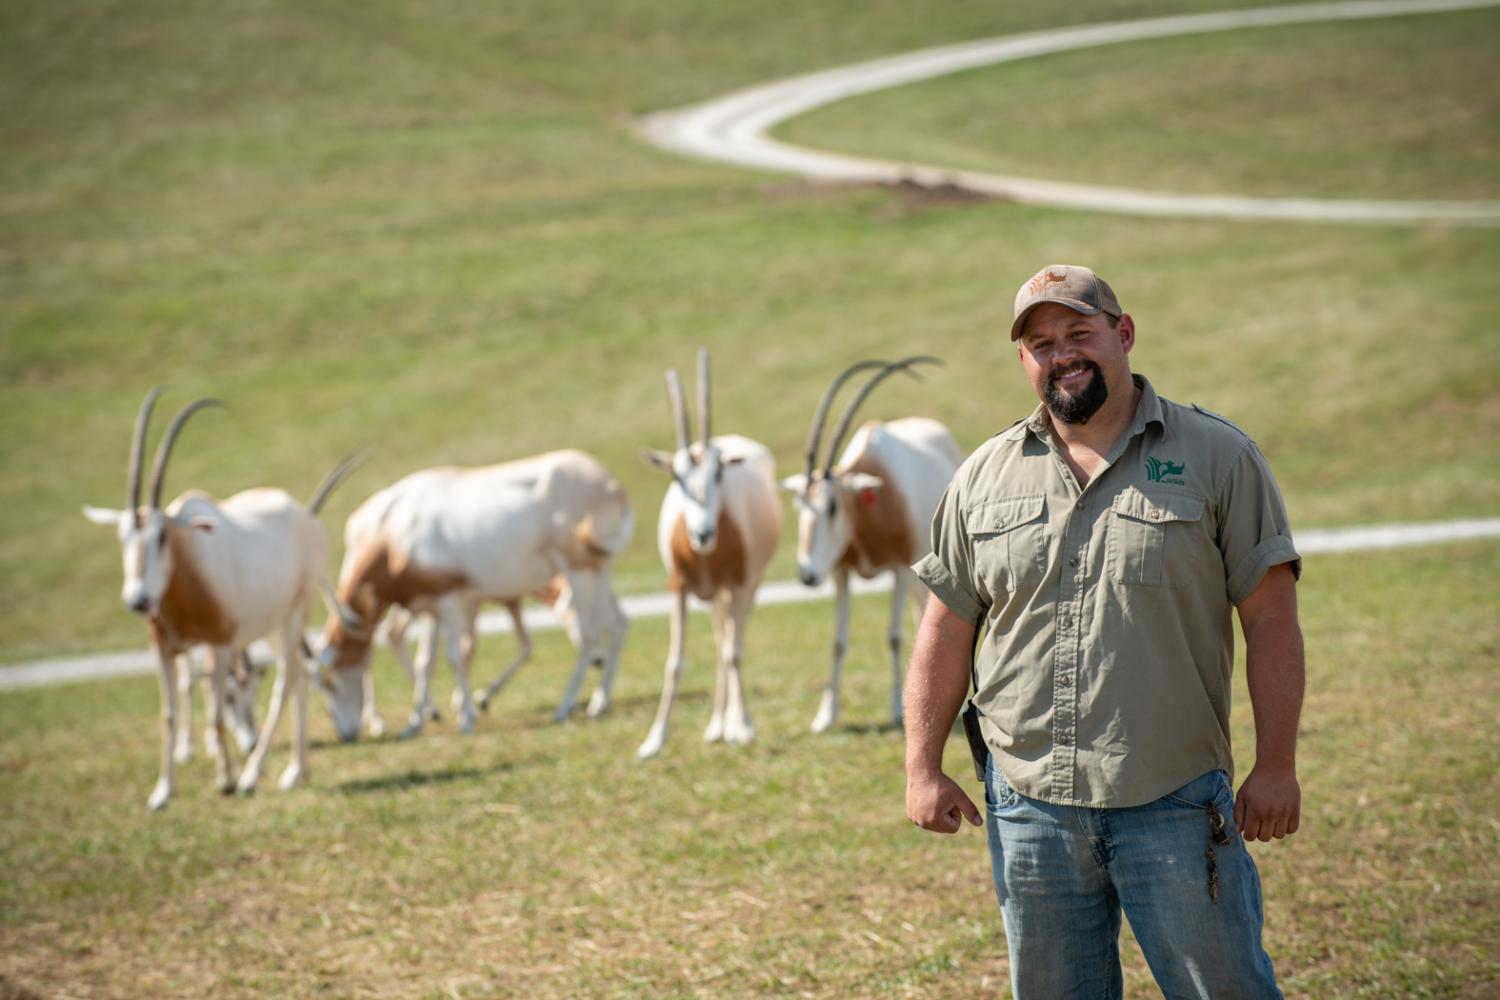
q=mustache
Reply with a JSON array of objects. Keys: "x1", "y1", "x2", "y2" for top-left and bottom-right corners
[{"x1": 1047, "y1": 360, "x2": 1101, "y2": 389}]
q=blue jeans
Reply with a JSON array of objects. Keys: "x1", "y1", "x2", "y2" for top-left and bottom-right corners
[{"x1": 984, "y1": 760, "x2": 1282, "y2": 999}]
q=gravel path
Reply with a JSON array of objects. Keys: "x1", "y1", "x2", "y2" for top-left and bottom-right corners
[
  {"x1": 4, "y1": 517, "x2": 1497, "y2": 691},
  {"x1": 638, "y1": 0, "x2": 1500, "y2": 225}
]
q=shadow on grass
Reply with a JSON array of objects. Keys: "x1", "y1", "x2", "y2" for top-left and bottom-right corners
[{"x1": 334, "y1": 759, "x2": 527, "y2": 795}]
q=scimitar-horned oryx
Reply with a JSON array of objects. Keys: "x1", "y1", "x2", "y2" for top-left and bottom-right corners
[
  {"x1": 781, "y1": 357, "x2": 962, "y2": 733},
  {"x1": 637, "y1": 349, "x2": 782, "y2": 759},
  {"x1": 313, "y1": 451, "x2": 633, "y2": 740},
  {"x1": 83, "y1": 387, "x2": 360, "y2": 809}
]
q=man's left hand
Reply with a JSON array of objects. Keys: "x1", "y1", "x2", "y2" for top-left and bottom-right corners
[{"x1": 1234, "y1": 762, "x2": 1301, "y2": 841}]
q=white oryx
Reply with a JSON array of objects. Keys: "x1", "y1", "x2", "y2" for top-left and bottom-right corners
[
  {"x1": 312, "y1": 451, "x2": 633, "y2": 741},
  {"x1": 360, "y1": 576, "x2": 591, "y2": 739},
  {"x1": 83, "y1": 388, "x2": 359, "y2": 809},
  {"x1": 637, "y1": 349, "x2": 782, "y2": 759},
  {"x1": 781, "y1": 358, "x2": 963, "y2": 733}
]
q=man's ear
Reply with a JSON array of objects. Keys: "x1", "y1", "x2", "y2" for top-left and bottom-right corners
[
  {"x1": 779, "y1": 474, "x2": 808, "y2": 494},
  {"x1": 641, "y1": 449, "x2": 675, "y2": 473},
  {"x1": 1117, "y1": 313, "x2": 1135, "y2": 354},
  {"x1": 82, "y1": 505, "x2": 123, "y2": 526}
]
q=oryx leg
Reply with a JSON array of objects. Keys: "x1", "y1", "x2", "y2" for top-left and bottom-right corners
[
  {"x1": 721, "y1": 586, "x2": 756, "y2": 746},
  {"x1": 475, "y1": 600, "x2": 531, "y2": 712},
  {"x1": 554, "y1": 571, "x2": 602, "y2": 724},
  {"x1": 205, "y1": 644, "x2": 238, "y2": 793},
  {"x1": 148, "y1": 644, "x2": 181, "y2": 811},
  {"x1": 637, "y1": 588, "x2": 687, "y2": 759},
  {"x1": 703, "y1": 594, "x2": 728, "y2": 743},
  {"x1": 888, "y1": 568, "x2": 914, "y2": 727},
  {"x1": 401, "y1": 612, "x2": 442, "y2": 739},
  {"x1": 438, "y1": 596, "x2": 479, "y2": 734},
  {"x1": 174, "y1": 653, "x2": 195, "y2": 763},
  {"x1": 238, "y1": 638, "x2": 293, "y2": 794},
  {"x1": 226, "y1": 650, "x2": 262, "y2": 753},
  {"x1": 811, "y1": 566, "x2": 852, "y2": 733},
  {"x1": 276, "y1": 620, "x2": 310, "y2": 791},
  {"x1": 360, "y1": 662, "x2": 386, "y2": 738},
  {"x1": 587, "y1": 577, "x2": 628, "y2": 719}
]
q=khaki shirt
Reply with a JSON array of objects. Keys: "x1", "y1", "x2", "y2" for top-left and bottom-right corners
[{"x1": 914, "y1": 375, "x2": 1300, "y2": 808}]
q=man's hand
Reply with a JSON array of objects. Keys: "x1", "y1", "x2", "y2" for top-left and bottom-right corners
[
  {"x1": 1234, "y1": 762, "x2": 1301, "y2": 841},
  {"x1": 907, "y1": 768, "x2": 982, "y2": 834}
]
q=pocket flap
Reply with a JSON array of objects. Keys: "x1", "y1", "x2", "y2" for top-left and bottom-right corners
[
  {"x1": 1111, "y1": 487, "x2": 1205, "y2": 524},
  {"x1": 967, "y1": 495, "x2": 1046, "y2": 535}
]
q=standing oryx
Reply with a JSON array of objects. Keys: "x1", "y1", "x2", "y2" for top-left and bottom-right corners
[
  {"x1": 781, "y1": 358, "x2": 963, "y2": 732},
  {"x1": 638, "y1": 349, "x2": 782, "y2": 759},
  {"x1": 312, "y1": 451, "x2": 633, "y2": 741},
  {"x1": 82, "y1": 388, "x2": 358, "y2": 810}
]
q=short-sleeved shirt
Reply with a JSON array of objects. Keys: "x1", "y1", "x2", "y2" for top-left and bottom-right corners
[{"x1": 914, "y1": 374, "x2": 1300, "y2": 808}]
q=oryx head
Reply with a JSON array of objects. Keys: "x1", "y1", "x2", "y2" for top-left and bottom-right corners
[
  {"x1": 643, "y1": 348, "x2": 742, "y2": 553},
  {"x1": 310, "y1": 576, "x2": 379, "y2": 742},
  {"x1": 82, "y1": 387, "x2": 225, "y2": 617},
  {"x1": 781, "y1": 357, "x2": 939, "y2": 586}
]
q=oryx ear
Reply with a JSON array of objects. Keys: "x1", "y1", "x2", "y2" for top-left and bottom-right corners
[
  {"x1": 641, "y1": 449, "x2": 675, "y2": 473},
  {"x1": 779, "y1": 474, "x2": 808, "y2": 494},
  {"x1": 841, "y1": 473, "x2": 885, "y2": 493},
  {"x1": 185, "y1": 516, "x2": 217, "y2": 532},
  {"x1": 82, "y1": 504, "x2": 124, "y2": 526},
  {"x1": 722, "y1": 455, "x2": 745, "y2": 467}
]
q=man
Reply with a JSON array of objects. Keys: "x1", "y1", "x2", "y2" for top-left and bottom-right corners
[{"x1": 905, "y1": 264, "x2": 1303, "y2": 999}]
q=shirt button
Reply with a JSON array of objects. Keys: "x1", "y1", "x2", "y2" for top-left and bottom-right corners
[
  {"x1": 1068, "y1": 557, "x2": 1079, "y2": 568},
  {"x1": 1058, "y1": 675, "x2": 1072, "y2": 687},
  {"x1": 1150, "y1": 509, "x2": 1164, "y2": 521},
  {"x1": 1057, "y1": 734, "x2": 1071, "y2": 746},
  {"x1": 1061, "y1": 616, "x2": 1072, "y2": 629}
]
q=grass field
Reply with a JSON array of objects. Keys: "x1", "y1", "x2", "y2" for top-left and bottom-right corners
[
  {"x1": 780, "y1": 7, "x2": 1500, "y2": 200},
  {"x1": 1, "y1": 542, "x2": 1496, "y2": 998},
  {"x1": 3, "y1": 0, "x2": 1499, "y2": 995}
]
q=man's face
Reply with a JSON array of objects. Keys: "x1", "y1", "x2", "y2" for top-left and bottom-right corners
[{"x1": 1017, "y1": 304, "x2": 1134, "y2": 425}]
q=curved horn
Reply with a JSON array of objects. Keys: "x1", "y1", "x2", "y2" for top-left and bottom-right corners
[
  {"x1": 127, "y1": 386, "x2": 165, "y2": 522},
  {"x1": 148, "y1": 397, "x2": 225, "y2": 509},
  {"x1": 804, "y1": 360, "x2": 889, "y2": 480},
  {"x1": 664, "y1": 369, "x2": 691, "y2": 452},
  {"x1": 307, "y1": 447, "x2": 370, "y2": 516},
  {"x1": 822, "y1": 356, "x2": 943, "y2": 477},
  {"x1": 697, "y1": 348, "x2": 711, "y2": 446}
]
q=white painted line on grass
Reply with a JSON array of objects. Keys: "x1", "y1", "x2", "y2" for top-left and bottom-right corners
[
  {"x1": 3, "y1": 517, "x2": 1496, "y2": 691},
  {"x1": 638, "y1": 0, "x2": 1500, "y2": 225}
]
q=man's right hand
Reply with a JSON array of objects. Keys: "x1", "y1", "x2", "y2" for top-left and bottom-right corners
[{"x1": 906, "y1": 769, "x2": 982, "y2": 833}]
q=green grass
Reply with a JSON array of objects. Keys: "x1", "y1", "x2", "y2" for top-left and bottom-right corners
[
  {"x1": 0, "y1": 542, "x2": 1496, "y2": 997},
  {"x1": 2, "y1": 3, "x2": 1498, "y2": 990},
  {"x1": 2, "y1": 0, "x2": 1497, "y2": 663},
  {"x1": 780, "y1": 8, "x2": 1500, "y2": 200}
]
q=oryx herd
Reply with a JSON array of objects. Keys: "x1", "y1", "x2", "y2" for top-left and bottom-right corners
[{"x1": 84, "y1": 353, "x2": 962, "y2": 809}]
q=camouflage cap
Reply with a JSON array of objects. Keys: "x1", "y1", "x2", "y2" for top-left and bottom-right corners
[{"x1": 1011, "y1": 264, "x2": 1123, "y2": 340}]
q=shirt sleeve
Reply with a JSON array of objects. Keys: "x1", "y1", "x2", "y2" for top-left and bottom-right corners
[
  {"x1": 1217, "y1": 440, "x2": 1301, "y2": 605},
  {"x1": 913, "y1": 476, "x2": 986, "y2": 625}
]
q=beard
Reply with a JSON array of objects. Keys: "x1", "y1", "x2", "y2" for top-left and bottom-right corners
[{"x1": 1044, "y1": 360, "x2": 1108, "y2": 424}]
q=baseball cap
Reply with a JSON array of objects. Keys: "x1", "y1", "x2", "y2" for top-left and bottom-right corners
[{"x1": 1011, "y1": 264, "x2": 1122, "y2": 341}]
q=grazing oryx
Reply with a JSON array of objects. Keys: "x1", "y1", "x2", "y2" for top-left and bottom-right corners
[
  {"x1": 83, "y1": 388, "x2": 358, "y2": 810},
  {"x1": 362, "y1": 576, "x2": 595, "y2": 739},
  {"x1": 637, "y1": 349, "x2": 782, "y2": 759},
  {"x1": 781, "y1": 358, "x2": 963, "y2": 733},
  {"x1": 313, "y1": 451, "x2": 633, "y2": 741}
]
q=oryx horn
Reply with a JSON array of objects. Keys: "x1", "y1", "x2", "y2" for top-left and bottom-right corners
[
  {"x1": 822, "y1": 356, "x2": 942, "y2": 477},
  {"x1": 127, "y1": 386, "x2": 166, "y2": 524},
  {"x1": 148, "y1": 397, "x2": 225, "y2": 510},
  {"x1": 697, "y1": 348, "x2": 711, "y2": 446},
  {"x1": 664, "y1": 368, "x2": 691, "y2": 452},
  {"x1": 804, "y1": 360, "x2": 888, "y2": 481}
]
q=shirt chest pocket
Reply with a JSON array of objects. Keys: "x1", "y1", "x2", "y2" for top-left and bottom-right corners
[
  {"x1": 1108, "y1": 487, "x2": 1207, "y2": 588},
  {"x1": 967, "y1": 495, "x2": 1049, "y2": 600}
]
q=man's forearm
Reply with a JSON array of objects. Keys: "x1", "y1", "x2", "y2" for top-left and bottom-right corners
[
  {"x1": 1238, "y1": 564, "x2": 1305, "y2": 768},
  {"x1": 904, "y1": 595, "x2": 978, "y2": 776}
]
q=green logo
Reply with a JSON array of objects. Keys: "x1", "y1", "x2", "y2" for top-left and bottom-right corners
[{"x1": 1145, "y1": 456, "x2": 1186, "y2": 484}]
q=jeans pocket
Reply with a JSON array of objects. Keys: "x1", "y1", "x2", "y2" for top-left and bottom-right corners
[{"x1": 985, "y1": 757, "x2": 1021, "y2": 813}]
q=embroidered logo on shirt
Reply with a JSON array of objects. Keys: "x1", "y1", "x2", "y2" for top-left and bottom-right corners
[{"x1": 1145, "y1": 456, "x2": 1186, "y2": 485}]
